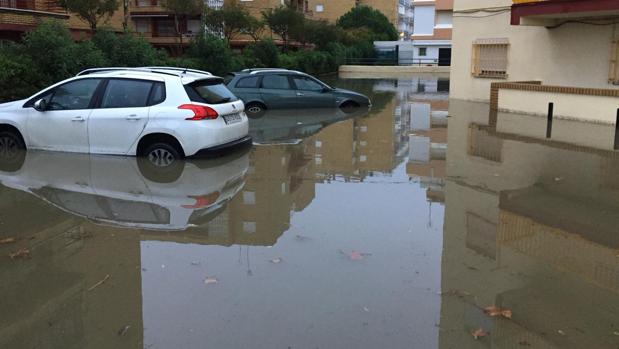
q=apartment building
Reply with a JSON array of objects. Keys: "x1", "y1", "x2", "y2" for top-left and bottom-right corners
[
  {"x1": 410, "y1": 0, "x2": 453, "y2": 65},
  {"x1": 451, "y1": 0, "x2": 619, "y2": 124},
  {"x1": 0, "y1": 0, "x2": 123, "y2": 40},
  {"x1": 286, "y1": 0, "x2": 413, "y2": 39}
]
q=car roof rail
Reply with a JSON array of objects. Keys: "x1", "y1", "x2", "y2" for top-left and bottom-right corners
[
  {"x1": 142, "y1": 66, "x2": 213, "y2": 76},
  {"x1": 76, "y1": 67, "x2": 181, "y2": 77},
  {"x1": 245, "y1": 68, "x2": 303, "y2": 75}
]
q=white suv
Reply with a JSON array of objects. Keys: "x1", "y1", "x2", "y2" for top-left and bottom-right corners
[{"x1": 0, "y1": 67, "x2": 250, "y2": 162}]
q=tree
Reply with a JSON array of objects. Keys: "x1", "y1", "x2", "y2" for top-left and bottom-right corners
[
  {"x1": 162, "y1": 0, "x2": 204, "y2": 54},
  {"x1": 262, "y1": 6, "x2": 304, "y2": 52},
  {"x1": 241, "y1": 15, "x2": 265, "y2": 43},
  {"x1": 59, "y1": 0, "x2": 119, "y2": 31},
  {"x1": 336, "y1": 6, "x2": 398, "y2": 41},
  {"x1": 204, "y1": 0, "x2": 253, "y2": 43}
]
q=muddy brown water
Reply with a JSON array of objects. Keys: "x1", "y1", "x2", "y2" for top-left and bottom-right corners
[{"x1": 0, "y1": 75, "x2": 618, "y2": 349}]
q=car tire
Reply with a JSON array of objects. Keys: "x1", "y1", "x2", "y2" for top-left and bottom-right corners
[
  {"x1": 0, "y1": 131, "x2": 25, "y2": 172},
  {"x1": 245, "y1": 103, "x2": 266, "y2": 119},
  {"x1": 137, "y1": 142, "x2": 184, "y2": 183}
]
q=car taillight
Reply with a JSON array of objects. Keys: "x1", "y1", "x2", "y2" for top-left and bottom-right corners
[
  {"x1": 181, "y1": 192, "x2": 221, "y2": 209},
  {"x1": 179, "y1": 104, "x2": 219, "y2": 120}
]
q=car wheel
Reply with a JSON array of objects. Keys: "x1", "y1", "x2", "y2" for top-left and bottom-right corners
[
  {"x1": 137, "y1": 142, "x2": 184, "y2": 183},
  {"x1": 245, "y1": 103, "x2": 266, "y2": 118},
  {"x1": 0, "y1": 131, "x2": 25, "y2": 172}
]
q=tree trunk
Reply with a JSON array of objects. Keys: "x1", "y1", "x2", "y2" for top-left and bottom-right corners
[{"x1": 174, "y1": 14, "x2": 183, "y2": 55}]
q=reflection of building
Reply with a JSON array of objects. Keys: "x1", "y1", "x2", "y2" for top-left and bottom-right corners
[
  {"x1": 451, "y1": 0, "x2": 619, "y2": 123},
  {"x1": 440, "y1": 99, "x2": 619, "y2": 349}
]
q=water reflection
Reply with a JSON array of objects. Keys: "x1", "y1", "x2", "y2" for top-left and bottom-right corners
[{"x1": 442, "y1": 99, "x2": 619, "y2": 348}]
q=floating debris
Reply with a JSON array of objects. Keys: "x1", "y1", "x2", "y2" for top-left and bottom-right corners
[
  {"x1": 0, "y1": 237, "x2": 16, "y2": 245},
  {"x1": 118, "y1": 325, "x2": 131, "y2": 336},
  {"x1": 270, "y1": 257, "x2": 283, "y2": 264},
  {"x1": 88, "y1": 274, "x2": 111, "y2": 291},
  {"x1": 9, "y1": 248, "x2": 30, "y2": 259},
  {"x1": 471, "y1": 328, "x2": 488, "y2": 339},
  {"x1": 484, "y1": 306, "x2": 513, "y2": 319},
  {"x1": 204, "y1": 276, "x2": 219, "y2": 285},
  {"x1": 339, "y1": 250, "x2": 372, "y2": 261}
]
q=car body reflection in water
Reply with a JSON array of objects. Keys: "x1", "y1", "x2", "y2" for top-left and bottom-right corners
[
  {"x1": 248, "y1": 107, "x2": 370, "y2": 145},
  {"x1": 0, "y1": 150, "x2": 249, "y2": 231}
]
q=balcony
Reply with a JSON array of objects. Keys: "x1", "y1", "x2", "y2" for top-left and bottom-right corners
[{"x1": 512, "y1": 0, "x2": 619, "y2": 26}]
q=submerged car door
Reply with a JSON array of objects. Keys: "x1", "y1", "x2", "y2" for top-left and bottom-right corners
[
  {"x1": 259, "y1": 74, "x2": 297, "y2": 109},
  {"x1": 26, "y1": 78, "x2": 102, "y2": 153},
  {"x1": 290, "y1": 75, "x2": 335, "y2": 108},
  {"x1": 88, "y1": 78, "x2": 159, "y2": 155}
]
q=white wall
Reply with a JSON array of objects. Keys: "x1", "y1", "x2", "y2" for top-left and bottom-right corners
[
  {"x1": 450, "y1": 1, "x2": 619, "y2": 102},
  {"x1": 413, "y1": 5, "x2": 436, "y2": 36}
]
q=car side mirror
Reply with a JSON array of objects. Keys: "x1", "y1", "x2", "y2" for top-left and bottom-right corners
[
  {"x1": 33, "y1": 99, "x2": 47, "y2": 112},
  {"x1": 322, "y1": 87, "x2": 331, "y2": 93}
]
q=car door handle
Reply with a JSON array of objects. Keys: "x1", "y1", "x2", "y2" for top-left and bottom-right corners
[
  {"x1": 126, "y1": 114, "x2": 141, "y2": 121},
  {"x1": 71, "y1": 116, "x2": 85, "y2": 122}
]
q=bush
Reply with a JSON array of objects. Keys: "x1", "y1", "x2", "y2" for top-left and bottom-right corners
[
  {"x1": 242, "y1": 39, "x2": 279, "y2": 68},
  {"x1": 92, "y1": 28, "x2": 165, "y2": 67},
  {"x1": 185, "y1": 33, "x2": 235, "y2": 76}
]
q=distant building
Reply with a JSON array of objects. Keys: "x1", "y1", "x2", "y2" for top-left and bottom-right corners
[
  {"x1": 0, "y1": 0, "x2": 124, "y2": 41},
  {"x1": 451, "y1": 0, "x2": 619, "y2": 124},
  {"x1": 411, "y1": 0, "x2": 453, "y2": 66}
]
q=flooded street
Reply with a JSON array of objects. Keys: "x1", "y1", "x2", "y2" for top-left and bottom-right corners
[{"x1": 1, "y1": 74, "x2": 618, "y2": 349}]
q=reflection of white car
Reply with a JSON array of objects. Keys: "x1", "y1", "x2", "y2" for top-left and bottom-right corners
[
  {"x1": 0, "y1": 67, "x2": 250, "y2": 163},
  {"x1": 0, "y1": 150, "x2": 249, "y2": 231}
]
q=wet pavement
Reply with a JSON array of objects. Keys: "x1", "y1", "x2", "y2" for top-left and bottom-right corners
[{"x1": 1, "y1": 74, "x2": 618, "y2": 349}]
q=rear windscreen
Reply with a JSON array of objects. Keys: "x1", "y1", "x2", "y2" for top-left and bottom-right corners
[{"x1": 185, "y1": 79, "x2": 238, "y2": 104}]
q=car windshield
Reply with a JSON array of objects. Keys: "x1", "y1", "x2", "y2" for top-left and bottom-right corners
[{"x1": 185, "y1": 79, "x2": 238, "y2": 104}]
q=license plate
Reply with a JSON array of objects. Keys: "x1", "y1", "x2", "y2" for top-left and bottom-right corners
[{"x1": 223, "y1": 113, "x2": 242, "y2": 125}]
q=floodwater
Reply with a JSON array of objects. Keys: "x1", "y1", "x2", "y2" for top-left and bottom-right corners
[{"x1": 0, "y1": 74, "x2": 618, "y2": 349}]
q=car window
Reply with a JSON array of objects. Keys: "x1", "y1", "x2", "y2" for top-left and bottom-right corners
[
  {"x1": 261, "y1": 75, "x2": 291, "y2": 89},
  {"x1": 292, "y1": 76, "x2": 325, "y2": 92},
  {"x1": 47, "y1": 79, "x2": 101, "y2": 111},
  {"x1": 185, "y1": 79, "x2": 238, "y2": 104},
  {"x1": 148, "y1": 82, "x2": 166, "y2": 105},
  {"x1": 101, "y1": 79, "x2": 154, "y2": 108},
  {"x1": 236, "y1": 76, "x2": 260, "y2": 89}
]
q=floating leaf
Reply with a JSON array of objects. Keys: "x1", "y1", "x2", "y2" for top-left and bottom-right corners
[
  {"x1": 270, "y1": 257, "x2": 283, "y2": 264},
  {"x1": 118, "y1": 325, "x2": 131, "y2": 336},
  {"x1": 0, "y1": 237, "x2": 16, "y2": 245},
  {"x1": 9, "y1": 248, "x2": 30, "y2": 259},
  {"x1": 204, "y1": 276, "x2": 219, "y2": 285},
  {"x1": 340, "y1": 250, "x2": 371, "y2": 261},
  {"x1": 484, "y1": 306, "x2": 512, "y2": 319},
  {"x1": 471, "y1": 328, "x2": 487, "y2": 339},
  {"x1": 557, "y1": 330, "x2": 566, "y2": 336}
]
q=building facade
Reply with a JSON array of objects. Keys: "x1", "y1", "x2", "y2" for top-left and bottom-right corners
[
  {"x1": 450, "y1": 0, "x2": 619, "y2": 124},
  {"x1": 411, "y1": 0, "x2": 453, "y2": 65},
  {"x1": 0, "y1": 0, "x2": 124, "y2": 41}
]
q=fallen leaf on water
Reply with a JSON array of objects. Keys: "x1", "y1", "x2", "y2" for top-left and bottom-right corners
[
  {"x1": 118, "y1": 325, "x2": 131, "y2": 336},
  {"x1": 484, "y1": 306, "x2": 513, "y2": 319},
  {"x1": 362, "y1": 306, "x2": 370, "y2": 312},
  {"x1": 204, "y1": 277, "x2": 218, "y2": 285},
  {"x1": 557, "y1": 330, "x2": 566, "y2": 336},
  {"x1": 270, "y1": 257, "x2": 283, "y2": 264},
  {"x1": 9, "y1": 248, "x2": 30, "y2": 259},
  {"x1": 613, "y1": 331, "x2": 619, "y2": 336},
  {"x1": 295, "y1": 235, "x2": 310, "y2": 241},
  {"x1": 340, "y1": 250, "x2": 372, "y2": 261},
  {"x1": 471, "y1": 328, "x2": 487, "y2": 339},
  {"x1": 0, "y1": 237, "x2": 16, "y2": 245}
]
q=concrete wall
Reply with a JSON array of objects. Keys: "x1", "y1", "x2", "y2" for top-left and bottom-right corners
[
  {"x1": 450, "y1": 0, "x2": 619, "y2": 102},
  {"x1": 498, "y1": 89, "x2": 619, "y2": 124}
]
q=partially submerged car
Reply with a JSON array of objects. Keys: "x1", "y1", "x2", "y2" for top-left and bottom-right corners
[
  {"x1": 225, "y1": 68, "x2": 372, "y2": 117},
  {"x1": 0, "y1": 67, "x2": 251, "y2": 162}
]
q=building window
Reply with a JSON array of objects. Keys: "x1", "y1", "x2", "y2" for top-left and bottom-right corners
[
  {"x1": 472, "y1": 38, "x2": 509, "y2": 79},
  {"x1": 316, "y1": 4, "x2": 324, "y2": 12},
  {"x1": 610, "y1": 40, "x2": 619, "y2": 85},
  {"x1": 418, "y1": 47, "x2": 427, "y2": 56}
]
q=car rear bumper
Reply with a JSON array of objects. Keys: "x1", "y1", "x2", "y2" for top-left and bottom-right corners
[{"x1": 191, "y1": 135, "x2": 253, "y2": 157}]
